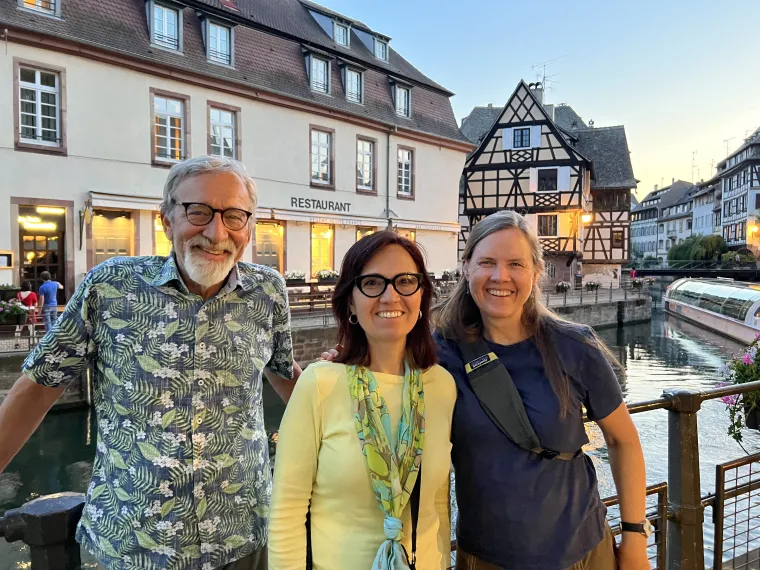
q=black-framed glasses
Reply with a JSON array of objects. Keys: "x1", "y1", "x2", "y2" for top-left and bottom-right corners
[
  {"x1": 175, "y1": 201, "x2": 253, "y2": 231},
  {"x1": 355, "y1": 273, "x2": 423, "y2": 298}
]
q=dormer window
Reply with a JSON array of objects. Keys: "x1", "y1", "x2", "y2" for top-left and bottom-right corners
[
  {"x1": 152, "y1": 2, "x2": 181, "y2": 51},
  {"x1": 346, "y1": 68, "x2": 363, "y2": 104},
  {"x1": 374, "y1": 39, "x2": 388, "y2": 61},
  {"x1": 334, "y1": 22, "x2": 349, "y2": 46},
  {"x1": 310, "y1": 56, "x2": 330, "y2": 94},
  {"x1": 207, "y1": 22, "x2": 232, "y2": 65},
  {"x1": 20, "y1": 0, "x2": 58, "y2": 16},
  {"x1": 395, "y1": 86, "x2": 410, "y2": 118}
]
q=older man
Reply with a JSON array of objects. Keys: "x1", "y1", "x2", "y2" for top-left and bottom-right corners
[{"x1": 0, "y1": 156, "x2": 300, "y2": 570}]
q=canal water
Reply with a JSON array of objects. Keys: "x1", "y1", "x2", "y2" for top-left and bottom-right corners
[{"x1": 1, "y1": 308, "x2": 758, "y2": 568}]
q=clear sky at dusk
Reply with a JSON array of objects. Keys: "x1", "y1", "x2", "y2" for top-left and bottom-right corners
[{"x1": 317, "y1": 0, "x2": 760, "y2": 198}]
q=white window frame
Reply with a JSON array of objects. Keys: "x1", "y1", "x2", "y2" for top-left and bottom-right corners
[
  {"x1": 334, "y1": 22, "x2": 350, "y2": 46},
  {"x1": 310, "y1": 56, "x2": 330, "y2": 94},
  {"x1": 357, "y1": 138, "x2": 374, "y2": 191},
  {"x1": 537, "y1": 214, "x2": 558, "y2": 237},
  {"x1": 311, "y1": 129, "x2": 332, "y2": 186},
  {"x1": 19, "y1": 0, "x2": 60, "y2": 16},
  {"x1": 346, "y1": 68, "x2": 363, "y2": 104},
  {"x1": 397, "y1": 148, "x2": 413, "y2": 197},
  {"x1": 18, "y1": 67, "x2": 60, "y2": 147},
  {"x1": 395, "y1": 86, "x2": 411, "y2": 118},
  {"x1": 154, "y1": 95, "x2": 185, "y2": 162},
  {"x1": 536, "y1": 168, "x2": 559, "y2": 193},
  {"x1": 513, "y1": 127, "x2": 530, "y2": 149},
  {"x1": 207, "y1": 21, "x2": 232, "y2": 65},
  {"x1": 209, "y1": 107, "x2": 236, "y2": 159},
  {"x1": 152, "y1": 2, "x2": 182, "y2": 51},
  {"x1": 374, "y1": 38, "x2": 388, "y2": 61}
]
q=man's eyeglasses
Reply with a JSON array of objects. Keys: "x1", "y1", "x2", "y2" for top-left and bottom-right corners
[
  {"x1": 174, "y1": 201, "x2": 253, "y2": 231},
  {"x1": 354, "y1": 273, "x2": 423, "y2": 298}
]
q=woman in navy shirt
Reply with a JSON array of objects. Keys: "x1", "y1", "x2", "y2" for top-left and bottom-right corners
[{"x1": 434, "y1": 210, "x2": 648, "y2": 570}]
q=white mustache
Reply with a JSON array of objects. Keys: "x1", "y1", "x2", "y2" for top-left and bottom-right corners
[{"x1": 186, "y1": 236, "x2": 236, "y2": 255}]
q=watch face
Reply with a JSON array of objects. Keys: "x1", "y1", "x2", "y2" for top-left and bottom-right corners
[{"x1": 643, "y1": 519, "x2": 655, "y2": 538}]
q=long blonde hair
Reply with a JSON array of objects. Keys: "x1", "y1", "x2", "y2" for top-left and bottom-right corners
[{"x1": 433, "y1": 210, "x2": 624, "y2": 416}]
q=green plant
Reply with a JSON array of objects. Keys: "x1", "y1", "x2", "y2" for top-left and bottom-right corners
[
  {"x1": 316, "y1": 269, "x2": 339, "y2": 280},
  {"x1": 719, "y1": 336, "x2": 760, "y2": 444},
  {"x1": 0, "y1": 285, "x2": 20, "y2": 290},
  {"x1": 441, "y1": 268, "x2": 461, "y2": 282},
  {"x1": 555, "y1": 281, "x2": 571, "y2": 293},
  {"x1": 0, "y1": 300, "x2": 32, "y2": 323},
  {"x1": 585, "y1": 281, "x2": 600, "y2": 291},
  {"x1": 284, "y1": 270, "x2": 306, "y2": 281}
]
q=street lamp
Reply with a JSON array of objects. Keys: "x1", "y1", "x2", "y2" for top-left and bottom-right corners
[{"x1": 581, "y1": 214, "x2": 592, "y2": 224}]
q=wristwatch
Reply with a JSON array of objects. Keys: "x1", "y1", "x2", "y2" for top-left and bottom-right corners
[{"x1": 620, "y1": 519, "x2": 654, "y2": 538}]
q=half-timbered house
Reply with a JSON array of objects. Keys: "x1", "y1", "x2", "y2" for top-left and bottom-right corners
[{"x1": 459, "y1": 81, "x2": 637, "y2": 285}]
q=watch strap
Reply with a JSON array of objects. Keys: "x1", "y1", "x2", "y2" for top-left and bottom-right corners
[{"x1": 620, "y1": 522, "x2": 645, "y2": 533}]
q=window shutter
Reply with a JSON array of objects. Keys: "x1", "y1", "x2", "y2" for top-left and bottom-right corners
[
  {"x1": 529, "y1": 168, "x2": 537, "y2": 193},
  {"x1": 502, "y1": 128, "x2": 513, "y2": 151},
  {"x1": 530, "y1": 125, "x2": 542, "y2": 149},
  {"x1": 558, "y1": 167, "x2": 571, "y2": 192}
]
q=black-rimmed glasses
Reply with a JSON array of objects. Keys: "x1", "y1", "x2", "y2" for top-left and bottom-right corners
[
  {"x1": 355, "y1": 273, "x2": 423, "y2": 298},
  {"x1": 175, "y1": 201, "x2": 253, "y2": 231}
]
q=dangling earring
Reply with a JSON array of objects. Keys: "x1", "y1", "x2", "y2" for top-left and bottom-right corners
[
  {"x1": 348, "y1": 313, "x2": 359, "y2": 325},
  {"x1": 418, "y1": 310, "x2": 422, "y2": 321},
  {"x1": 465, "y1": 281, "x2": 471, "y2": 296}
]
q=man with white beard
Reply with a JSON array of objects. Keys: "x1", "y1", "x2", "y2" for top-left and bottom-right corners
[{"x1": 0, "y1": 156, "x2": 300, "y2": 570}]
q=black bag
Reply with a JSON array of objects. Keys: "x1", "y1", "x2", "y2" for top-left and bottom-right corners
[
  {"x1": 305, "y1": 465, "x2": 422, "y2": 569},
  {"x1": 458, "y1": 338, "x2": 580, "y2": 461}
]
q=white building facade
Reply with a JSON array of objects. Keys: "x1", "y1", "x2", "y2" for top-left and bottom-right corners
[
  {"x1": 691, "y1": 183, "x2": 720, "y2": 237},
  {"x1": 0, "y1": 0, "x2": 471, "y2": 298}
]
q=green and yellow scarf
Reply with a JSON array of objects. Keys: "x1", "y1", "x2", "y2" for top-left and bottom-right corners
[{"x1": 348, "y1": 361, "x2": 425, "y2": 570}]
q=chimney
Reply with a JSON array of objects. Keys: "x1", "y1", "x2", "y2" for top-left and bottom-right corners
[
  {"x1": 672, "y1": 177, "x2": 675, "y2": 184},
  {"x1": 654, "y1": 184, "x2": 658, "y2": 191},
  {"x1": 529, "y1": 83, "x2": 544, "y2": 104},
  {"x1": 544, "y1": 103, "x2": 555, "y2": 122},
  {"x1": 487, "y1": 103, "x2": 492, "y2": 108}
]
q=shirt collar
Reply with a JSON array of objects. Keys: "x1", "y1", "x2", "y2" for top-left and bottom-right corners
[{"x1": 151, "y1": 255, "x2": 250, "y2": 295}]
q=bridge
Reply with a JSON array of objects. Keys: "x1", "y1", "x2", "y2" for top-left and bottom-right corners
[{"x1": 634, "y1": 259, "x2": 760, "y2": 280}]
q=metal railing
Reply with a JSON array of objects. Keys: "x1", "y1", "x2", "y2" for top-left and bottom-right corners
[
  {"x1": 635, "y1": 260, "x2": 757, "y2": 271},
  {"x1": 7, "y1": 372, "x2": 760, "y2": 569}
]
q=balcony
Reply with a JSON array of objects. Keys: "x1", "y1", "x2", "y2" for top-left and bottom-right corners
[{"x1": 539, "y1": 236, "x2": 576, "y2": 255}]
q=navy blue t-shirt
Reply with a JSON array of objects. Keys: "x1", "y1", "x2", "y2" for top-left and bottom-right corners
[{"x1": 436, "y1": 326, "x2": 623, "y2": 570}]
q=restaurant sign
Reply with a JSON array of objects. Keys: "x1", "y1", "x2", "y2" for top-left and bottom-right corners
[{"x1": 291, "y1": 197, "x2": 351, "y2": 213}]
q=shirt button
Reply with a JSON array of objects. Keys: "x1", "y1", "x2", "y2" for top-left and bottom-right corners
[
  {"x1": 199, "y1": 380, "x2": 205, "y2": 387},
  {"x1": 197, "y1": 418, "x2": 203, "y2": 425}
]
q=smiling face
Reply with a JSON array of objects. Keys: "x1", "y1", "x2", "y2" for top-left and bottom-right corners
[
  {"x1": 350, "y1": 244, "x2": 422, "y2": 349},
  {"x1": 464, "y1": 227, "x2": 540, "y2": 332},
  {"x1": 162, "y1": 171, "x2": 252, "y2": 292}
]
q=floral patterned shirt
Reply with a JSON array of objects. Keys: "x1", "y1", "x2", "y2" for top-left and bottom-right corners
[{"x1": 23, "y1": 256, "x2": 294, "y2": 570}]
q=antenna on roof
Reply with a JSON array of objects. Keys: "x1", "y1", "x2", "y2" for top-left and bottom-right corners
[
  {"x1": 531, "y1": 56, "x2": 565, "y2": 99},
  {"x1": 691, "y1": 151, "x2": 697, "y2": 182},
  {"x1": 724, "y1": 137, "x2": 735, "y2": 155}
]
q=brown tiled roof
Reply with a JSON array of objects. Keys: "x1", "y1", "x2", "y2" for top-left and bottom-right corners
[{"x1": 0, "y1": 0, "x2": 467, "y2": 144}]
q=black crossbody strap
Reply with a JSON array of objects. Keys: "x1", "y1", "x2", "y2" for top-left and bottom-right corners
[
  {"x1": 409, "y1": 464, "x2": 421, "y2": 569},
  {"x1": 459, "y1": 338, "x2": 579, "y2": 461}
]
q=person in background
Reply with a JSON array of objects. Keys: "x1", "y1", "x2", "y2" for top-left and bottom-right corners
[
  {"x1": 38, "y1": 271, "x2": 63, "y2": 332},
  {"x1": 434, "y1": 210, "x2": 648, "y2": 570},
  {"x1": 269, "y1": 231, "x2": 455, "y2": 570},
  {"x1": 14, "y1": 281, "x2": 37, "y2": 349},
  {"x1": 0, "y1": 156, "x2": 301, "y2": 570}
]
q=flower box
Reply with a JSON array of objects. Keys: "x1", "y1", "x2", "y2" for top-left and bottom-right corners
[
  {"x1": 555, "y1": 281, "x2": 571, "y2": 293},
  {"x1": 719, "y1": 335, "x2": 760, "y2": 441},
  {"x1": 285, "y1": 279, "x2": 307, "y2": 286},
  {"x1": 315, "y1": 270, "x2": 339, "y2": 284}
]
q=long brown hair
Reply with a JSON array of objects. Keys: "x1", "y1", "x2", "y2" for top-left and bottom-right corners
[
  {"x1": 332, "y1": 231, "x2": 437, "y2": 370},
  {"x1": 433, "y1": 210, "x2": 624, "y2": 416}
]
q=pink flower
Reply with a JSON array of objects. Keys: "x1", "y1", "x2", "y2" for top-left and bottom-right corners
[
  {"x1": 744, "y1": 354, "x2": 754, "y2": 365},
  {"x1": 755, "y1": 332, "x2": 760, "y2": 340},
  {"x1": 721, "y1": 394, "x2": 739, "y2": 406}
]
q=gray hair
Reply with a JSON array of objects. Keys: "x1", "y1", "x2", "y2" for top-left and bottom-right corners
[{"x1": 160, "y1": 156, "x2": 258, "y2": 218}]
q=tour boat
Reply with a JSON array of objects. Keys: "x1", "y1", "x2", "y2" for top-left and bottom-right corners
[{"x1": 664, "y1": 278, "x2": 760, "y2": 344}]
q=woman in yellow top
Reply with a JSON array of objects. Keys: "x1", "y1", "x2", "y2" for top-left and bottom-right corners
[{"x1": 268, "y1": 231, "x2": 456, "y2": 570}]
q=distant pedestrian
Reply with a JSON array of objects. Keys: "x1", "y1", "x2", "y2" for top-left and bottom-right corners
[
  {"x1": 0, "y1": 156, "x2": 302, "y2": 570},
  {"x1": 14, "y1": 282, "x2": 37, "y2": 349},
  {"x1": 37, "y1": 271, "x2": 62, "y2": 332},
  {"x1": 630, "y1": 267, "x2": 637, "y2": 279}
]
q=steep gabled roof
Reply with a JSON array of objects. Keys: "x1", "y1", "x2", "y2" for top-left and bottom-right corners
[
  {"x1": 460, "y1": 90, "x2": 636, "y2": 189},
  {"x1": 573, "y1": 126, "x2": 637, "y2": 190},
  {"x1": 0, "y1": 0, "x2": 467, "y2": 143}
]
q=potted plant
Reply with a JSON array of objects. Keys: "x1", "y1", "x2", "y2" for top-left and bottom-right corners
[
  {"x1": 0, "y1": 299, "x2": 31, "y2": 325},
  {"x1": 585, "y1": 280, "x2": 601, "y2": 292},
  {"x1": 284, "y1": 270, "x2": 306, "y2": 286},
  {"x1": 555, "y1": 281, "x2": 571, "y2": 294},
  {"x1": 441, "y1": 268, "x2": 461, "y2": 282},
  {"x1": 316, "y1": 269, "x2": 339, "y2": 284},
  {"x1": 719, "y1": 335, "x2": 760, "y2": 442},
  {"x1": 0, "y1": 285, "x2": 21, "y2": 303}
]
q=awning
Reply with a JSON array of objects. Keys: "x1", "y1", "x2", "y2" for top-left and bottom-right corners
[
  {"x1": 271, "y1": 209, "x2": 387, "y2": 227},
  {"x1": 90, "y1": 192, "x2": 269, "y2": 218},
  {"x1": 393, "y1": 219, "x2": 460, "y2": 233}
]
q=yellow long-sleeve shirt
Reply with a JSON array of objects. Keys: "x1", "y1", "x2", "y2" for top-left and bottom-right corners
[{"x1": 268, "y1": 361, "x2": 456, "y2": 570}]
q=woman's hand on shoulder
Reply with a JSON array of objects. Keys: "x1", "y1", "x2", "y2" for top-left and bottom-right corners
[{"x1": 319, "y1": 344, "x2": 342, "y2": 361}]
